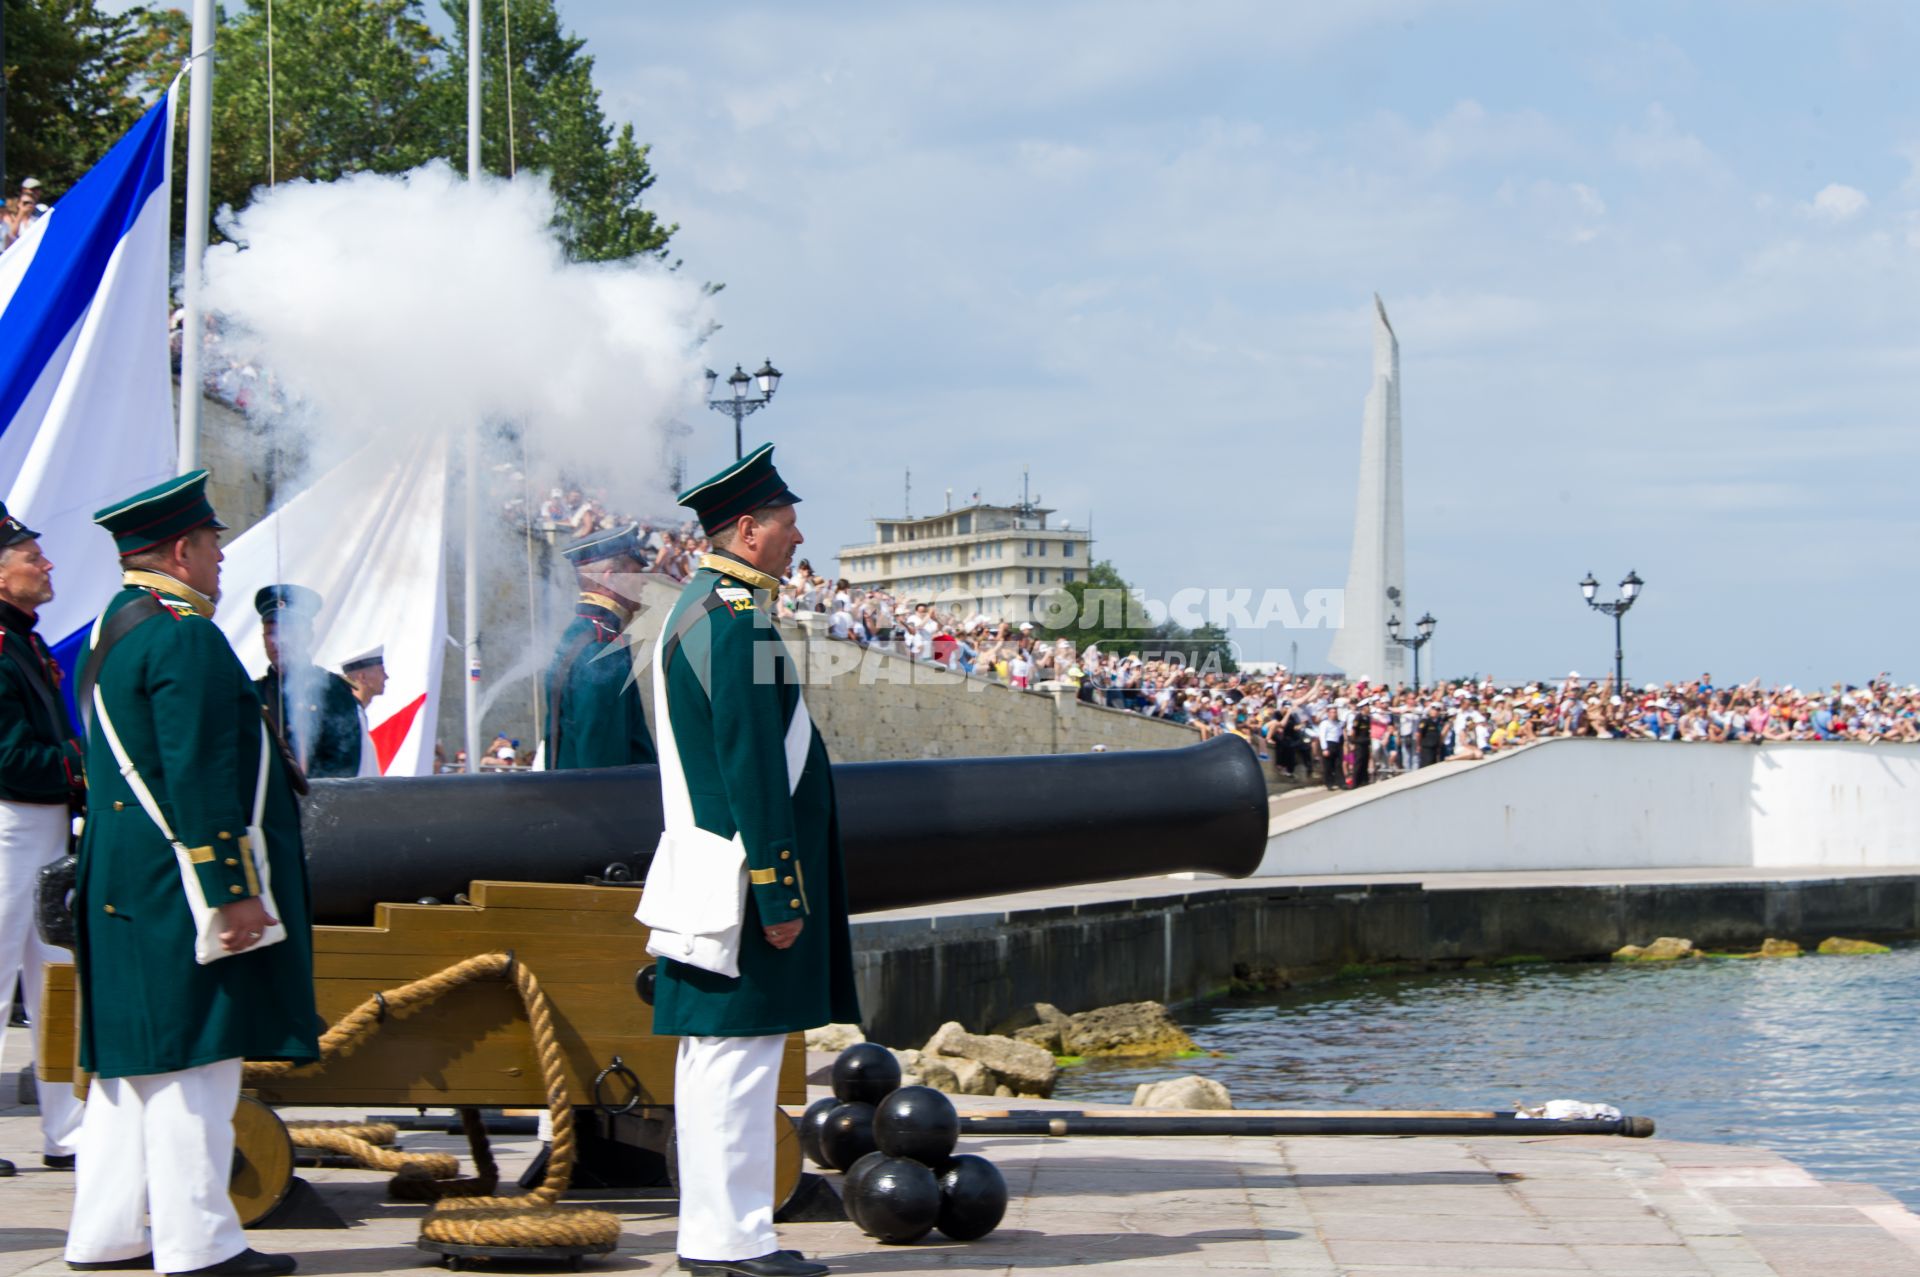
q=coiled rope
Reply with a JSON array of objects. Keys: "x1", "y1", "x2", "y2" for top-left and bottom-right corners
[{"x1": 246, "y1": 952, "x2": 620, "y2": 1250}]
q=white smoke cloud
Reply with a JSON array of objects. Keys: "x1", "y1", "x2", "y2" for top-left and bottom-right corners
[{"x1": 203, "y1": 161, "x2": 712, "y2": 496}]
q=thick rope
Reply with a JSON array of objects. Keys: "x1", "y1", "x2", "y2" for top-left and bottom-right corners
[
  {"x1": 247, "y1": 952, "x2": 618, "y2": 1249},
  {"x1": 285, "y1": 1120, "x2": 397, "y2": 1145},
  {"x1": 287, "y1": 1125, "x2": 459, "y2": 1180}
]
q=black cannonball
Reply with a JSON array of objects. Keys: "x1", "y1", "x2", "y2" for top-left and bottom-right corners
[
  {"x1": 873, "y1": 1085, "x2": 959, "y2": 1165},
  {"x1": 817, "y1": 1101, "x2": 877, "y2": 1171},
  {"x1": 840, "y1": 1150, "x2": 890, "y2": 1228},
  {"x1": 830, "y1": 1042, "x2": 902, "y2": 1105},
  {"x1": 798, "y1": 1097, "x2": 839, "y2": 1169},
  {"x1": 935, "y1": 1154, "x2": 1008, "y2": 1241},
  {"x1": 848, "y1": 1155, "x2": 940, "y2": 1244}
]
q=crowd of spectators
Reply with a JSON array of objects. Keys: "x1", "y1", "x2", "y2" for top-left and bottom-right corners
[
  {"x1": 1097, "y1": 670, "x2": 1920, "y2": 792},
  {"x1": 495, "y1": 484, "x2": 1917, "y2": 792}
]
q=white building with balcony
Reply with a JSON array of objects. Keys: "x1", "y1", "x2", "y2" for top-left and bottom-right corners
[{"x1": 837, "y1": 499, "x2": 1094, "y2": 624}]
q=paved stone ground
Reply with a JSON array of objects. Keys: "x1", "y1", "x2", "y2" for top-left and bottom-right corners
[{"x1": 7, "y1": 1055, "x2": 1920, "y2": 1277}]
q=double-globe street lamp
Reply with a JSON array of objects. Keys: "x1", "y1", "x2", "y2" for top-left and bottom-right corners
[
  {"x1": 1580, "y1": 570, "x2": 1644, "y2": 691},
  {"x1": 1386, "y1": 612, "x2": 1437, "y2": 692},
  {"x1": 705, "y1": 360, "x2": 784, "y2": 461}
]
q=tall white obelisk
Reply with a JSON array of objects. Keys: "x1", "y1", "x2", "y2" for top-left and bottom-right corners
[{"x1": 1326, "y1": 294, "x2": 1407, "y2": 683}]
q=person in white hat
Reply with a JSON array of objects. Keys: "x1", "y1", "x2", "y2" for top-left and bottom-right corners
[{"x1": 338, "y1": 645, "x2": 387, "y2": 778}]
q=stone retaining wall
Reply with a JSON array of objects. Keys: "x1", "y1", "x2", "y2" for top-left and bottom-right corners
[{"x1": 851, "y1": 873, "x2": 1920, "y2": 1045}]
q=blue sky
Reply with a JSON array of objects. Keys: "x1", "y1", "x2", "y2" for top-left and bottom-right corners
[{"x1": 298, "y1": 3, "x2": 1920, "y2": 679}]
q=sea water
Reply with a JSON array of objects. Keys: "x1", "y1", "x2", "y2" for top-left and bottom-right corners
[{"x1": 1052, "y1": 944, "x2": 1920, "y2": 1208}]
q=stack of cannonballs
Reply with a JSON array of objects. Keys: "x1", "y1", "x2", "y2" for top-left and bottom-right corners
[{"x1": 798, "y1": 1043, "x2": 1008, "y2": 1245}]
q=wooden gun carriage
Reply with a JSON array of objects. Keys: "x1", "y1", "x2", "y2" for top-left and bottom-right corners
[{"x1": 38, "y1": 738, "x2": 1268, "y2": 1218}]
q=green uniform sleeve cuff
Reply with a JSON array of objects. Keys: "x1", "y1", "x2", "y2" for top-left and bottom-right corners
[
  {"x1": 751, "y1": 861, "x2": 807, "y2": 921},
  {"x1": 188, "y1": 831, "x2": 259, "y2": 902}
]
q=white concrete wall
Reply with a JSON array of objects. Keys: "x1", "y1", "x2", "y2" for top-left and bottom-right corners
[{"x1": 1259, "y1": 739, "x2": 1920, "y2": 875}]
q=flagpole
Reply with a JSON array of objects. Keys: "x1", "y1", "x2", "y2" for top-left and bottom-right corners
[
  {"x1": 176, "y1": 0, "x2": 216, "y2": 473},
  {"x1": 461, "y1": 0, "x2": 482, "y2": 773}
]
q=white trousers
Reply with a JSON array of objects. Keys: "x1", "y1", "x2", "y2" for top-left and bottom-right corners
[
  {"x1": 65, "y1": 1058, "x2": 249, "y2": 1273},
  {"x1": 675, "y1": 1033, "x2": 785, "y2": 1262},
  {"x1": 0, "y1": 798, "x2": 83, "y2": 1156}
]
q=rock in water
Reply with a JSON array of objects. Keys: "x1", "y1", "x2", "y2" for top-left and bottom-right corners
[
  {"x1": 1759, "y1": 938, "x2": 1802, "y2": 958},
  {"x1": 849, "y1": 1156, "x2": 940, "y2": 1244},
  {"x1": 920, "y1": 1024, "x2": 1057, "y2": 1096},
  {"x1": 994, "y1": 1002, "x2": 1071, "y2": 1055},
  {"x1": 1062, "y1": 1001, "x2": 1198, "y2": 1058},
  {"x1": 806, "y1": 1023, "x2": 866, "y2": 1052},
  {"x1": 946, "y1": 1057, "x2": 996, "y2": 1096},
  {"x1": 831, "y1": 1042, "x2": 903, "y2": 1104},
  {"x1": 1613, "y1": 937, "x2": 1694, "y2": 962},
  {"x1": 1132, "y1": 1075, "x2": 1233, "y2": 1110},
  {"x1": 910, "y1": 1053, "x2": 961, "y2": 1093},
  {"x1": 936, "y1": 1154, "x2": 1009, "y2": 1241},
  {"x1": 1818, "y1": 936, "x2": 1892, "y2": 956}
]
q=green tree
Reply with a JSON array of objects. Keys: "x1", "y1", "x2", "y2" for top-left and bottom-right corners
[
  {"x1": 442, "y1": 0, "x2": 675, "y2": 263},
  {"x1": 2, "y1": 0, "x2": 184, "y2": 195},
  {"x1": 1040, "y1": 559, "x2": 1238, "y2": 675},
  {"x1": 1042, "y1": 558, "x2": 1154, "y2": 653},
  {"x1": 208, "y1": 0, "x2": 453, "y2": 219}
]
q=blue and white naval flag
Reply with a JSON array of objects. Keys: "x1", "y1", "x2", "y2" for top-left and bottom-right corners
[{"x1": 0, "y1": 87, "x2": 181, "y2": 689}]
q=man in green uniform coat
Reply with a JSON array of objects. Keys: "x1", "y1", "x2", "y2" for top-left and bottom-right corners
[
  {"x1": 545, "y1": 523, "x2": 655, "y2": 769},
  {"x1": 253, "y1": 584, "x2": 363, "y2": 779},
  {"x1": 637, "y1": 444, "x2": 855, "y2": 1277},
  {"x1": 64, "y1": 471, "x2": 316, "y2": 1277}
]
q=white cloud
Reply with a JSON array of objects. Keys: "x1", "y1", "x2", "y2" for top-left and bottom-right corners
[
  {"x1": 1805, "y1": 183, "x2": 1870, "y2": 222},
  {"x1": 1612, "y1": 104, "x2": 1719, "y2": 173}
]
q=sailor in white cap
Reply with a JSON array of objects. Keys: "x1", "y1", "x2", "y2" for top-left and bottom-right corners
[{"x1": 338, "y1": 645, "x2": 387, "y2": 778}]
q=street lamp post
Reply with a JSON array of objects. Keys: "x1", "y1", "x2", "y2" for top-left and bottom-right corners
[
  {"x1": 704, "y1": 359, "x2": 783, "y2": 462},
  {"x1": 1580, "y1": 570, "x2": 1644, "y2": 691},
  {"x1": 1386, "y1": 611, "x2": 1437, "y2": 692}
]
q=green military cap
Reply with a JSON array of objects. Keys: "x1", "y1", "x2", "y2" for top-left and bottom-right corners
[
  {"x1": 92, "y1": 469, "x2": 229, "y2": 555},
  {"x1": 677, "y1": 443, "x2": 800, "y2": 537},
  {"x1": 563, "y1": 522, "x2": 643, "y2": 565},
  {"x1": 0, "y1": 501, "x2": 41, "y2": 550},
  {"x1": 255, "y1": 583, "x2": 323, "y2": 619}
]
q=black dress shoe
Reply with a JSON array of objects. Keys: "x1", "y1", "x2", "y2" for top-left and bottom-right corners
[
  {"x1": 44, "y1": 1153, "x2": 77, "y2": 1170},
  {"x1": 678, "y1": 1254, "x2": 827, "y2": 1277},
  {"x1": 167, "y1": 1250, "x2": 297, "y2": 1277},
  {"x1": 68, "y1": 1256, "x2": 153, "y2": 1272}
]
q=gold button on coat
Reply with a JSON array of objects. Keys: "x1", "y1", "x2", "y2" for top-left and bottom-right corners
[
  {"x1": 103, "y1": 905, "x2": 116, "y2": 914},
  {"x1": 229, "y1": 885, "x2": 244, "y2": 895},
  {"x1": 779, "y1": 850, "x2": 791, "y2": 860},
  {"x1": 225, "y1": 857, "x2": 239, "y2": 867},
  {"x1": 789, "y1": 899, "x2": 801, "y2": 910}
]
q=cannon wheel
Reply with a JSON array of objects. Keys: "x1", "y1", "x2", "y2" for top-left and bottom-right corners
[
  {"x1": 664, "y1": 1107, "x2": 802, "y2": 1214},
  {"x1": 230, "y1": 1095, "x2": 295, "y2": 1226}
]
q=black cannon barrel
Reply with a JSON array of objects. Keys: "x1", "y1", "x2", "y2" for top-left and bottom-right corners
[{"x1": 300, "y1": 735, "x2": 1267, "y2": 925}]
